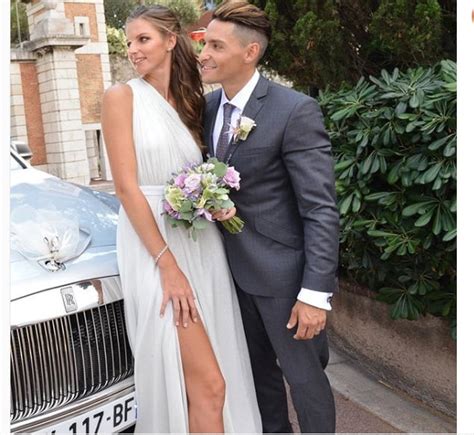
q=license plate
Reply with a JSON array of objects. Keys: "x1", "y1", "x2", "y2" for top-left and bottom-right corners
[{"x1": 32, "y1": 392, "x2": 136, "y2": 434}]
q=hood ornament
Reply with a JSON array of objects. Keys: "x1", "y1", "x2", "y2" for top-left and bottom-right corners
[
  {"x1": 41, "y1": 235, "x2": 66, "y2": 272},
  {"x1": 11, "y1": 206, "x2": 91, "y2": 272}
]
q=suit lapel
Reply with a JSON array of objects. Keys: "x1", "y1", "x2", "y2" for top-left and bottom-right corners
[
  {"x1": 224, "y1": 77, "x2": 269, "y2": 163},
  {"x1": 204, "y1": 89, "x2": 222, "y2": 158}
]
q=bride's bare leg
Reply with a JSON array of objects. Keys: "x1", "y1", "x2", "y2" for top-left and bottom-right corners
[{"x1": 177, "y1": 316, "x2": 225, "y2": 433}]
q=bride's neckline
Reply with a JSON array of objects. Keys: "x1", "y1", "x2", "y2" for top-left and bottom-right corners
[{"x1": 140, "y1": 77, "x2": 178, "y2": 112}]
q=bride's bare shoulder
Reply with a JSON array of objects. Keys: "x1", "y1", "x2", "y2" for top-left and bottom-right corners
[{"x1": 103, "y1": 83, "x2": 132, "y2": 103}]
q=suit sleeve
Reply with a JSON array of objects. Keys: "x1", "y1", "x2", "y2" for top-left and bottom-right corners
[{"x1": 281, "y1": 97, "x2": 339, "y2": 293}]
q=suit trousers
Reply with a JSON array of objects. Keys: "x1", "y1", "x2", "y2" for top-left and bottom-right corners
[{"x1": 236, "y1": 284, "x2": 336, "y2": 433}]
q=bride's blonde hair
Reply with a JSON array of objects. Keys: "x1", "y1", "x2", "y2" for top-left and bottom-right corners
[{"x1": 127, "y1": 5, "x2": 205, "y2": 150}]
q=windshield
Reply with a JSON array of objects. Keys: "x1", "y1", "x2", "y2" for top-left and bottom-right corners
[{"x1": 10, "y1": 155, "x2": 23, "y2": 171}]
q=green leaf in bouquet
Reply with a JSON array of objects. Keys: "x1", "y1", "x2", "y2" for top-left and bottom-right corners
[
  {"x1": 221, "y1": 199, "x2": 234, "y2": 209},
  {"x1": 180, "y1": 200, "x2": 193, "y2": 213},
  {"x1": 215, "y1": 188, "x2": 229, "y2": 195},
  {"x1": 213, "y1": 162, "x2": 228, "y2": 177},
  {"x1": 168, "y1": 218, "x2": 179, "y2": 228},
  {"x1": 180, "y1": 212, "x2": 193, "y2": 222},
  {"x1": 192, "y1": 218, "x2": 209, "y2": 230}
]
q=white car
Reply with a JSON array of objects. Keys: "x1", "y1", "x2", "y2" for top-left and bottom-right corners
[{"x1": 10, "y1": 150, "x2": 136, "y2": 434}]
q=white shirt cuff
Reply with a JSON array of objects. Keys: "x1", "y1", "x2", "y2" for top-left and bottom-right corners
[{"x1": 297, "y1": 288, "x2": 333, "y2": 311}]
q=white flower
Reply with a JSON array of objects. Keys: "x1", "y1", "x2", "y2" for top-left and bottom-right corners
[
  {"x1": 199, "y1": 162, "x2": 215, "y2": 172},
  {"x1": 232, "y1": 116, "x2": 257, "y2": 142}
]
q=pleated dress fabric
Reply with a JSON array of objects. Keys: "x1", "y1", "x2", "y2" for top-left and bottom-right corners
[{"x1": 116, "y1": 78, "x2": 261, "y2": 434}]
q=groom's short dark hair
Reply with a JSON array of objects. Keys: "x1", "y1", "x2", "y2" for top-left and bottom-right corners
[{"x1": 213, "y1": 1, "x2": 272, "y2": 60}]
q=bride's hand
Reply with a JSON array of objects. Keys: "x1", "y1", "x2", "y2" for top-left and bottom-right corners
[
  {"x1": 158, "y1": 252, "x2": 198, "y2": 327},
  {"x1": 212, "y1": 207, "x2": 237, "y2": 222}
]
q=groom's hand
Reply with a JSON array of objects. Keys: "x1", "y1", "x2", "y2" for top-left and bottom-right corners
[
  {"x1": 286, "y1": 301, "x2": 327, "y2": 340},
  {"x1": 212, "y1": 207, "x2": 236, "y2": 221}
]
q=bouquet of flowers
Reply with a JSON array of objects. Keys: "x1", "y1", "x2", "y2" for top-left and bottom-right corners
[{"x1": 163, "y1": 158, "x2": 244, "y2": 240}]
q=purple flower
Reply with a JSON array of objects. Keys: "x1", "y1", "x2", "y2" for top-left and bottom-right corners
[
  {"x1": 223, "y1": 166, "x2": 241, "y2": 190},
  {"x1": 196, "y1": 208, "x2": 214, "y2": 222},
  {"x1": 164, "y1": 201, "x2": 181, "y2": 219},
  {"x1": 183, "y1": 173, "x2": 202, "y2": 195},
  {"x1": 174, "y1": 174, "x2": 187, "y2": 188}
]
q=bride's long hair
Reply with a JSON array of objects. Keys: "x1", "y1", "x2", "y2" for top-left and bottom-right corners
[{"x1": 126, "y1": 5, "x2": 205, "y2": 150}]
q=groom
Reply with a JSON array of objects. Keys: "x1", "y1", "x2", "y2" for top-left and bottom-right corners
[{"x1": 201, "y1": 1, "x2": 339, "y2": 432}]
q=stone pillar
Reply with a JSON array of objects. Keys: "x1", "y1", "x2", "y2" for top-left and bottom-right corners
[
  {"x1": 24, "y1": 0, "x2": 91, "y2": 184},
  {"x1": 63, "y1": 0, "x2": 113, "y2": 180},
  {"x1": 34, "y1": 45, "x2": 90, "y2": 183},
  {"x1": 11, "y1": 48, "x2": 49, "y2": 170},
  {"x1": 10, "y1": 62, "x2": 28, "y2": 145},
  {"x1": 96, "y1": 0, "x2": 113, "y2": 181}
]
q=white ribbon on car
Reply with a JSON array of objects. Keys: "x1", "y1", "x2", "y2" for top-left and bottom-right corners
[{"x1": 11, "y1": 205, "x2": 91, "y2": 269}]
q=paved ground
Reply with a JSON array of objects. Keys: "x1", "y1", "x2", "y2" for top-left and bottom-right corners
[
  {"x1": 325, "y1": 347, "x2": 456, "y2": 434},
  {"x1": 288, "y1": 388, "x2": 398, "y2": 434}
]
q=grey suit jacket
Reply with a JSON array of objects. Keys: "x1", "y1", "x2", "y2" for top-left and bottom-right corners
[{"x1": 204, "y1": 76, "x2": 339, "y2": 298}]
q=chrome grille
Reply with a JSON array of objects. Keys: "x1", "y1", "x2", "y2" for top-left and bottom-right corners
[{"x1": 10, "y1": 300, "x2": 134, "y2": 423}]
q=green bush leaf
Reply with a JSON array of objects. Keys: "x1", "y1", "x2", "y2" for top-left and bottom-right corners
[
  {"x1": 339, "y1": 194, "x2": 353, "y2": 215},
  {"x1": 335, "y1": 159, "x2": 354, "y2": 172},
  {"x1": 414, "y1": 209, "x2": 434, "y2": 227},
  {"x1": 428, "y1": 136, "x2": 450, "y2": 151},
  {"x1": 367, "y1": 230, "x2": 394, "y2": 237},
  {"x1": 442, "y1": 229, "x2": 456, "y2": 242},
  {"x1": 320, "y1": 61, "x2": 456, "y2": 336},
  {"x1": 409, "y1": 94, "x2": 420, "y2": 108},
  {"x1": 423, "y1": 162, "x2": 443, "y2": 183}
]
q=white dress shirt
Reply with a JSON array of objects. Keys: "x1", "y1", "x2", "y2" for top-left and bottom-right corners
[{"x1": 213, "y1": 69, "x2": 333, "y2": 311}]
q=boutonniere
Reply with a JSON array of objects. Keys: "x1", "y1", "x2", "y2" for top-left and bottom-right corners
[{"x1": 232, "y1": 116, "x2": 257, "y2": 143}]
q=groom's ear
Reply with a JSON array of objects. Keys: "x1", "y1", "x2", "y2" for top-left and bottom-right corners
[{"x1": 243, "y1": 42, "x2": 261, "y2": 65}]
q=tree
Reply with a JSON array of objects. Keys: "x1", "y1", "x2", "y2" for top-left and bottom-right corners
[
  {"x1": 157, "y1": 0, "x2": 202, "y2": 26},
  {"x1": 11, "y1": 0, "x2": 29, "y2": 46},
  {"x1": 233, "y1": 0, "x2": 456, "y2": 92},
  {"x1": 104, "y1": 0, "x2": 203, "y2": 29}
]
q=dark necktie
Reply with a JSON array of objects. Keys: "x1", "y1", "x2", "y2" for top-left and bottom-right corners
[{"x1": 215, "y1": 103, "x2": 235, "y2": 161}]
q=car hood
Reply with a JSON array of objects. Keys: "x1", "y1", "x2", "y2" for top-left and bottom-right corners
[{"x1": 11, "y1": 167, "x2": 120, "y2": 300}]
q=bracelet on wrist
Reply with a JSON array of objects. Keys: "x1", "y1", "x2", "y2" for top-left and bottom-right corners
[{"x1": 153, "y1": 244, "x2": 169, "y2": 266}]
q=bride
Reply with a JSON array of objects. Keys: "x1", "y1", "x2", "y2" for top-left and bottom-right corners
[{"x1": 101, "y1": 5, "x2": 261, "y2": 433}]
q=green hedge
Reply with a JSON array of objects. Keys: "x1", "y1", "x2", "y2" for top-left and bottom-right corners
[{"x1": 319, "y1": 60, "x2": 456, "y2": 338}]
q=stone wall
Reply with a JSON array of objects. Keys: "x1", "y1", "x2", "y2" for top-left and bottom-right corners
[
  {"x1": 109, "y1": 54, "x2": 137, "y2": 85},
  {"x1": 328, "y1": 280, "x2": 456, "y2": 417}
]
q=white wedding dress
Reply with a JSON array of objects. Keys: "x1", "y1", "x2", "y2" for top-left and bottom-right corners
[{"x1": 116, "y1": 78, "x2": 262, "y2": 434}]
